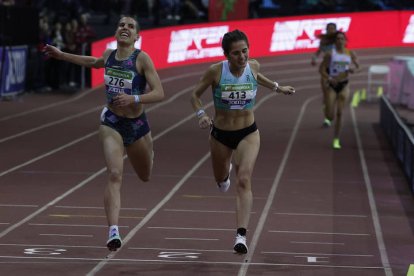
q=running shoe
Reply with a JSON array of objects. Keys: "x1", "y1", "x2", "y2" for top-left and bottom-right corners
[
  {"x1": 233, "y1": 234, "x2": 248, "y2": 254},
  {"x1": 322, "y1": 118, "x2": 331, "y2": 127},
  {"x1": 332, "y1": 138, "x2": 341, "y2": 150},
  {"x1": 106, "y1": 233, "x2": 122, "y2": 251},
  {"x1": 217, "y1": 163, "x2": 232, "y2": 192}
]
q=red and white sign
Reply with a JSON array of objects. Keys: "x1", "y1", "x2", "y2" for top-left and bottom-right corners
[{"x1": 91, "y1": 11, "x2": 414, "y2": 87}]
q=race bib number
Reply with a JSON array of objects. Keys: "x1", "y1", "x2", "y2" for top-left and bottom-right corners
[
  {"x1": 104, "y1": 68, "x2": 134, "y2": 100},
  {"x1": 330, "y1": 60, "x2": 349, "y2": 76},
  {"x1": 220, "y1": 83, "x2": 255, "y2": 109}
]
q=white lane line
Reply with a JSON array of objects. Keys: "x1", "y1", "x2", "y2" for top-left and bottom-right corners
[
  {"x1": 0, "y1": 132, "x2": 98, "y2": 177},
  {"x1": 0, "y1": 106, "x2": 104, "y2": 144},
  {"x1": 0, "y1": 85, "x2": 197, "y2": 178},
  {"x1": 129, "y1": 247, "x2": 233, "y2": 253},
  {"x1": 39, "y1": 234, "x2": 93, "y2": 238},
  {"x1": 0, "y1": 86, "x2": 100, "y2": 121},
  {"x1": 295, "y1": 256, "x2": 329, "y2": 263},
  {"x1": 54, "y1": 206, "x2": 146, "y2": 211},
  {"x1": 87, "y1": 153, "x2": 211, "y2": 275},
  {"x1": 238, "y1": 94, "x2": 320, "y2": 276},
  {"x1": 0, "y1": 204, "x2": 38, "y2": 208},
  {"x1": 148, "y1": 227, "x2": 234, "y2": 231},
  {"x1": 0, "y1": 168, "x2": 107, "y2": 238},
  {"x1": 28, "y1": 223, "x2": 128, "y2": 228},
  {"x1": 350, "y1": 102, "x2": 393, "y2": 275},
  {"x1": 0, "y1": 255, "x2": 387, "y2": 270},
  {"x1": 0, "y1": 243, "x2": 105, "y2": 249},
  {"x1": 269, "y1": 230, "x2": 370, "y2": 236},
  {"x1": 165, "y1": 238, "x2": 219, "y2": 241},
  {"x1": 164, "y1": 209, "x2": 236, "y2": 214},
  {"x1": 274, "y1": 212, "x2": 367, "y2": 218},
  {"x1": 290, "y1": 241, "x2": 345, "y2": 245},
  {"x1": 262, "y1": 251, "x2": 374, "y2": 257}
]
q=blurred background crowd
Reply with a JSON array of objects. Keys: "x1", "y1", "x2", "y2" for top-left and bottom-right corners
[{"x1": 0, "y1": 0, "x2": 413, "y2": 94}]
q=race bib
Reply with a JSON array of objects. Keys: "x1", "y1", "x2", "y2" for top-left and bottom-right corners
[
  {"x1": 104, "y1": 68, "x2": 134, "y2": 101},
  {"x1": 220, "y1": 83, "x2": 255, "y2": 109},
  {"x1": 330, "y1": 61, "x2": 349, "y2": 76}
]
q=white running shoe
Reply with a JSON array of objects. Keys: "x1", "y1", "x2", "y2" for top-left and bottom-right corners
[
  {"x1": 233, "y1": 234, "x2": 248, "y2": 254},
  {"x1": 217, "y1": 163, "x2": 232, "y2": 192}
]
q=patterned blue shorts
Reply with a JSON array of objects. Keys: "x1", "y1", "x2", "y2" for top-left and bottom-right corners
[{"x1": 100, "y1": 107, "x2": 150, "y2": 146}]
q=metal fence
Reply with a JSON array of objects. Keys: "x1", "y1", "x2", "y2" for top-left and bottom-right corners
[{"x1": 380, "y1": 96, "x2": 414, "y2": 192}]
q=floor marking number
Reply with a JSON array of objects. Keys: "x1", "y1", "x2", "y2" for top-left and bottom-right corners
[
  {"x1": 306, "y1": 256, "x2": 328, "y2": 263},
  {"x1": 24, "y1": 248, "x2": 67, "y2": 255},
  {"x1": 158, "y1": 251, "x2": 201, "y2": 259}
]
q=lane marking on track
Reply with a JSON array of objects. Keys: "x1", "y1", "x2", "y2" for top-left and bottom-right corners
[
  {"x1": 261, "y1": 251, "x2": 374, "y2": 257},
  {"x1": 148, "y1": 227, "x2": 233, "y2": 231},
  {"x1": 39, "y1": 234, "x2": 93, "y2": 238},
  {"x1": 0, "y1": 86, "x2": 101, "y2": 122},
  {"x1": 0, "y1": 243, "x2": 106, "y2": 249},
  {"x1": 86, "y1": 153, "x2": 212, "y2": 275},
  {"x1": 164, "y1": 208, "x2": 238, "y2": 214},
  {"x1": 54, "y1": 206, "x2": 146, "y2": 211},
  {"x1": 350, "y1": 100, "x2": 393, "y2": 276},
  {"x1": 129, "y1": 247, "x2": 233, "y2": 253},
  {"x1": 0, "y1": 204, "x2": 38, "y2": 208},
  {"x1": 0, "y1": 94, "x2": 212, "y2": 245},
  {"x1": 0, "y1": 105, "x2": 104, "y2": 144},
  {"x1": 0, "y1": 254, "x2": 387, "y2": 270},
  {"x1": 274, "y1": 212, "x2": 368, "y2": 218},
  {"x1": 48, "y1": 214, "x2": 142, "y2": 219},
  {"x1": 0, "y1": 86, "x2": 201, "y2": 178},
  {"x1": 165, "y1": 238, "x2": 219, "y2": 241},
  {"x1": 28, "y1": 223, "x2": 128, "y2": 228},
  {"x1": 290, "y1": 241, "x2": 345, "y2": 245},
  {"x1": 181, "y1": 194, "x2": 266, "y2": 199},
  {"x1": 238, "y1": 94, "x2": 320, "y2": 276},
  {"x1": 268, "y1": 230, "x2": 370, "y2": 236}
]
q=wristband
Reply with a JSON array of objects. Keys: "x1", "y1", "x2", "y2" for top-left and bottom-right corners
[
  {"x1": 272, "y1": 81, "x2": 279, "y2": 92},
  {"x1": 134, "y1": 95, "x2": 140, "y2": 103},
  {"x1": 196, "y1": 109, "x2": 206, "y2": 118}
]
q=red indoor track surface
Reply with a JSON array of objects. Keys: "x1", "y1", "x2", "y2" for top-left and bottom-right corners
[{"x1": 0, "y1": 48, "x2": 413, "y2": 276}]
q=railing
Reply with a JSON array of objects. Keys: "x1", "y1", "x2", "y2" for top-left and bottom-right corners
[{"x1": 380, "y1": 95, "x2": 414, "y2": 192}]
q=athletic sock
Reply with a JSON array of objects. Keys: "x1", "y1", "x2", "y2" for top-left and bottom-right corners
[{"x1": 109, "y1": 225, "x2": 119, "y2": 237}]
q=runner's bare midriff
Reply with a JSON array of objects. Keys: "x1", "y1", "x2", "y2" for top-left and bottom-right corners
[
  {"x1": 214, "y1": 109, "x2": 254, "y2": 130},
  {"x1": 108, "y1": 103, "x2": 144, "y2": 118}
]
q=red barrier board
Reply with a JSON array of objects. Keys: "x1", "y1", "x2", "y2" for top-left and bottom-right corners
[{"x1": 91, "y1": 11, "x2": 414, "y2": 87}]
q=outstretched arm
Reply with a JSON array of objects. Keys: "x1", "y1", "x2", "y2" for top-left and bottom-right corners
[
  {"x1": 257, "y1": 73, "x2": 295, "y2": 95},
  {"x1": 43, "y1": 44, "x2": 106, "y2": 68}
]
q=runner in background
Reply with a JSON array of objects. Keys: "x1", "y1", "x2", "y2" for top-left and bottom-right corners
[
  {"x1": 311, "y1": 22, "x2": 337, "y2": 127},
  {"x1": 319, "y1": 31, "x2": 360, "y2": 149}
]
